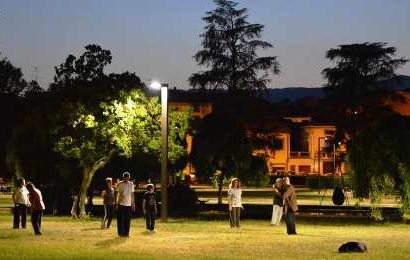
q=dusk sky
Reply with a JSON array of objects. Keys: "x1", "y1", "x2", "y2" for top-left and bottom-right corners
[{"x1": 1, "y1": 0, "x2": 410, "y2": 89}]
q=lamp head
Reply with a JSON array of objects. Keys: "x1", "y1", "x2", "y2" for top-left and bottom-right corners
[{"x1": 150, "y1": 81, "x2": 162, "y2": 90}]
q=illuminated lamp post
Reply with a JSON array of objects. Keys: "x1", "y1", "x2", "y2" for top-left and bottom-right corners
[{"x1": 150, "y1": 81, "x2": 169, "y2": 222}]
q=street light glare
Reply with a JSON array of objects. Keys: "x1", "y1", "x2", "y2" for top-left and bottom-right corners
[{"x1": 150, "y1": 81, "x2": 162, "y2": 90}]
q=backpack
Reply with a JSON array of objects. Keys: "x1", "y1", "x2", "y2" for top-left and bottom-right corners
[
  {"x1": 338, "y1": 241, "x2": 367, "y2": 253},
  {"x1": 332, "y1": 186, "x2": 345, "y2": 206}
]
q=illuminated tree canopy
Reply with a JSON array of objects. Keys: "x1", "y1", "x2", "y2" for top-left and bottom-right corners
[{"x1": 54, "y1": 89, "x2": 191, "y2": 218}]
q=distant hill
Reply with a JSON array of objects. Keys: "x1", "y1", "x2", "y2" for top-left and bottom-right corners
[
  {"x1": 379, "y1": 75, "x2": 410, "y2": 90},
  {"x1": 266, "y1": 75, "x2": 410, "y2": 103},
  {"x1": 265, "y1": 87, "x2": 324, "y2": 103}
]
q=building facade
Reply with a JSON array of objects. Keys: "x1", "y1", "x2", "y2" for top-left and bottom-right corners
[{"x1": 250, "y1": 116, "x2": 341, "y2": 176}]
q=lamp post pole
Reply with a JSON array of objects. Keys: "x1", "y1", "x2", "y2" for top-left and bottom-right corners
[
  {"x1": 317, "y1": 136, "x2": 330, "y2": 175},
  {"x1": 160, "y1": 84, "x2": 168, "y2": 223},
  {"x1": 318, "y1": 137, "x2": 321, "y2": 175},
  {"x1": 317, "y1": 136, "x2": 329, "y2": 195},
  {"x1": 150, "y1": 81, "x2": 169, "y2": 223}
]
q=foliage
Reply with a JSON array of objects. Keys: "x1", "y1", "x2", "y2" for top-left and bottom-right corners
[
  {"x1": 322, "y1": 42, "x2": 408, "y2": 149},
  {"x1": 322, "y1": 42, "x2": 408, "y2": 109},
  {"x1": 239, "y1": 156, "x2": 269, "y2": 187},
  {"x1": 53, "y1": 44, "x2": 112, "y2": 84},
  {"x1": 0, "y1": 57, "x2": 28, "y2": 96},
  {"x1": 347, "y1": 114, "x2": 410, "y2": 219},
  {"x1": 53, "y1": 88, "x2": 191, "y2": 217},
  {"x1": 190, "y1": 0, "x2": 279, "y2": 92},
  {"x1": 398, "y1": 164, "x2": 410, "y2": 220},
  {"x1": 54, "y1": 90, "x2": 161, "y2": 163},
  {"x1": 50, "y1": 44, "x2": 145, "y2": 95},
  {"x1": 192, "y1": 111, "x2": 252, "y2": 180}
]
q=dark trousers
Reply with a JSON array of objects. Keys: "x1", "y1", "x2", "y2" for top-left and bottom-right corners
[
  {"x1": 145, "y1": 210, "x2": 156, "y2": 231},
  {"x1": 229, "y1": 207, "x2": 241, "y2": 228},
  {"x1": 117, "y1": 205, "x2": 132, "y2": 236},
  {"x1": 102, "y1": 205, "x2": 114, "y2": 228},
  {"x1": 31, "y1": 210, "x2": 43, "y2": 234},
  {"x1": 286, "y1": 212, "x2": 297, "y2": 235},
  {"x1": 13, "y1": 204, "x2": 27, "y2": 228}
]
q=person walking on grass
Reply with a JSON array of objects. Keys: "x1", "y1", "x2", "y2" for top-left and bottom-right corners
[
  {"x1": 101, "y1": 177, "x2": 115, "y2": 229},
  {"x1": 228, "y1": 177, "x2": 243, "y2": 228},
  {"x1": 271, "y1": 178, "x2": 284, "y2": 226},
  {"x1": 115, "y1": 172, "x2": 135, "y2": 237},
  {"x1": 26, "y1": 182, "x2": 45, "y2": 235},
  {"x1": 282, "y1": 176, "x2": 298, "y2": 235},
  {"x1": 12, "y1": 178, "x2": 30, "y2": 229},
  {"x1": 142, "y1": 183, "x2": 157, "y2": 233}
]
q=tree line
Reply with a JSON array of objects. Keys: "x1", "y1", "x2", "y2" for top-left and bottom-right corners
[{"x1": 1, "y1": 0, "x2": 410, "y2": 218}]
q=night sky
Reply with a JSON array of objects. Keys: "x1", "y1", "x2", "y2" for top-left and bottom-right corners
[{"x1": 1, "y1": 0, "x2": 409, "y2": 89}]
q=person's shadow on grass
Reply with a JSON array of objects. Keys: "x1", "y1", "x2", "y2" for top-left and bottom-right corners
[{"x1": 95, "y1": 237, "x2": 128, "y2": 248}]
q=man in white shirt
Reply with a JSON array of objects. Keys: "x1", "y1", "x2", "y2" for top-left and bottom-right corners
[
  {"x1": 12, "y1": 178, "x2": 30, "y2": 229},
  {"x1": 115, "y1": 172, "x2": 135, "y2": 237}
]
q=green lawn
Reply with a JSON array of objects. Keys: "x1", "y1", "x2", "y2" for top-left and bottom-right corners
[
  {"x1": 0, "y1": 213, "x2": 409, "y2": 259},
  {"x1": 1, "y1": 186, "x2": 400, "y2": 208}
]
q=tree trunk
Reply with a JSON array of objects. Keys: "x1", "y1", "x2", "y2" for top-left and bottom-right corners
[
  {"x1": 71, "y1": 167, "x2": 94, "y2": 218},
  {"x1": 217, "y1": 173, "x2": 225, "y2": 205},
  {"x1": 70, "y1": 155, "x2": 111, "y2": 218}
]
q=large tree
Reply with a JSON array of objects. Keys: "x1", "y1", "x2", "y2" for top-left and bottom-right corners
[
  {"x1": 322, "y1": 42, "x2": 408, "y2": 113},
  {"x1": 0, "y1": 58, "x2": 28, "y2": 179},
  {"x1": 321, "y1": 42, "x2": 408, "y2": 152},
  {"x1": 190, "y1": 0, "x2": 279, "y2": 92},
  {"x1": 347, "y1": 114, "x2": 410, "y2": 220},
  {"x1": 54, "y1": 89, "x2": 191, "y2": 218},
  {"x1": 191, "y1": 111, "x2": 271, "y2": 204}
]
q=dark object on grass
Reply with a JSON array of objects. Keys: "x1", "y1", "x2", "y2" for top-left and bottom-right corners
[
  {"x1": 338, "y1": 241, "x2": 367, "y2": 253},
  {"x1": 332, "y1": 186, "x2": 345, "y2": 206}
]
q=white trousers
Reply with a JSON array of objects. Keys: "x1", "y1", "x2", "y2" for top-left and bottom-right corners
[{"x1": 271, "y1": 205, "x2": 283, "y2": 225}]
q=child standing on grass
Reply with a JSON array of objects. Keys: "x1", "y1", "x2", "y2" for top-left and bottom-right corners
[
  {"x1": 228, "y1": 178, "x2": 243, "y2": 228},
  {"x1": 26, "y1": 182, "x2": 45, "y2": 235},
  {"x1": 142, "y1": 183, "x2": 157, "y2": 232},
  {"x1": 101, "y1": 177, "x2": 115, "y2": 229}
]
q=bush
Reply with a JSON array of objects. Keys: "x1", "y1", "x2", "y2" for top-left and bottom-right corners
[
  {"x1": 306, "y1": 176, "x2": 335, "y2": 189},
  {"x1": 168, "y1": 183, "x2": 198, "y2": 216},
  {"x1": 239, "y1": 156, "x2": 270, "y2": 187},
  {"x1": 41, "y1": 185, "x2": 73, "y2": 215}
]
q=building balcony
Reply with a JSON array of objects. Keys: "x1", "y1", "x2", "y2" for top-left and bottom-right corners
[{"x1": 290, "y1": 151, "x2": 310, "y2": 158}]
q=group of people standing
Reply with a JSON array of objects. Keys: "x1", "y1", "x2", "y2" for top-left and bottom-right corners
[
  {"x1": 227, "y1": 176, "x2": 298, "y2": 235},
  {"x1": 12, "y1": 178, "x2": 45, "y2": 235},
  {"x1": 100, "y1": 171, "x2": 157, "y2": 237},
  {"x1": 271, "y1": 177, "x2": 298, "y2": 235},
  {"x1": 12, "y1": 172, "x2": 297, "y2": 237}
]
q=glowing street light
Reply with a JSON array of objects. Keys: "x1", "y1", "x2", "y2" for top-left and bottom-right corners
[{"x1": 149, "y1": 80, "x2": 169, "y2": 223}]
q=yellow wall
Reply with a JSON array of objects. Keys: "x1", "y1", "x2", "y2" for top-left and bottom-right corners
[
  {"x1": 169, "y1": 102, "x2": 213, "y2": 119},
  {"x1": 264, "y1": 124, "x2": 338, "y2": 175}
]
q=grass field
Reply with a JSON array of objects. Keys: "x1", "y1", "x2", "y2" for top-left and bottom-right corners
[
  {"x1": 1, "y1": 185, "x2": 400, "y2": 208},
  {"x1": 0, "y1": 213, "x2": 409, "y2": 259}
]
